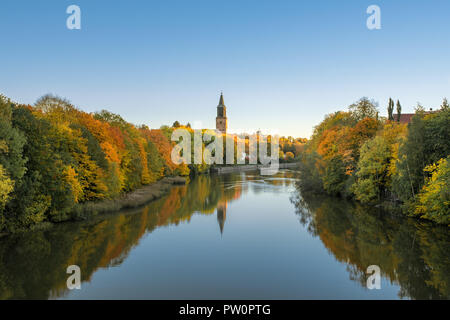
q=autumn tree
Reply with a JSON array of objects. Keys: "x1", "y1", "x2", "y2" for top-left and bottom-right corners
[
  {"x1": 414, "y1": 157, "x2": 450, "y2": 224},
  {"x1": 352, "y1": 136, "x2": 392, "y2": 203},
  {"x1": 349, "y1": 97, "x2": 379, "y2": 121},
  {"x1": 0, "y1": 164, "x2": 14, "y2": 211},
  {"x1": 393, "y1": 106, "x2": 450, "y2": 203}
]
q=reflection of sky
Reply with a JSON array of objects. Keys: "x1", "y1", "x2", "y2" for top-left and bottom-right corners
[{"x1": 64, "y1": 172, "x2": 402, "y2": 299}]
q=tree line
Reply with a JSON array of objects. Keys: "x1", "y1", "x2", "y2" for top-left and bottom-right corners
[
  {"x1": 0, "y1": 93, "x2": 305, "y2": 233},
  {"x1": 0, "y1": 94, "x2": 193, "y2": 233},
  {"x1": 298, "y1": 97, "x2": 450, "y2": 225}
]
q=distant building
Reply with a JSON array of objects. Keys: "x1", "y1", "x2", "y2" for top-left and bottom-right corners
[
  {"x1": 216, "y1": 93, "x2": 228, "y2": 133},
  {"x1": 393, "y1": 113, "x2": 415, "y2": 124},
  {"x1": 393, "y1": 109, "x2": 437, "y2": 124}
]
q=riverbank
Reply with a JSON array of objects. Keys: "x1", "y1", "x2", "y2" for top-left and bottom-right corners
[
  {"x1": 71, "y1": 176, "x2": 187, "y2": 220},
  {"x1": 297, "y1": 165, "x2": 449, "y2": 227},
  {"x1": 2, "y1": 169, "x2": 447, "y2": 299},
  {"x1": 0, "y1": 176, "x2": 187, "y2": 238},
  {"x1": 0, "y1": 164, "x2": 303, "y2": 237},
  {"x1": 70, "y1": 163, "x2": 301, "y2": 220},
  {"x1": 62, "y1": 163, "x2": 300, "y2": 219}
]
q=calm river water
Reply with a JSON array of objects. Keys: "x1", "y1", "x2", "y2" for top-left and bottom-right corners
[{"x1": 0, "y1": 169, "x2": 448, "y2": 299}]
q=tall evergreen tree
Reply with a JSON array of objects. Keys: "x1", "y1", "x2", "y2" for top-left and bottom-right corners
[
  {"x1": 396, "y1": 100, "x2": 402, "y2": 122},
  {"x1": 387, "y1": 98, "x2": 394, "y2": 121}
]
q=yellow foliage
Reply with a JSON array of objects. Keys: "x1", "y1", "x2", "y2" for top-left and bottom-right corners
[
  {"x1": 64, "y1": 166, "x2": 83, "y2": 203},
  {"x1": 0, "y1": 164, "x2": 14, "y2": 208},
  {"x1": 414, "y1": 157, "x2": 450, "y2": 224}
]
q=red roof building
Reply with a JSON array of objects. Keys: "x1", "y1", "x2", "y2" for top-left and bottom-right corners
[
  {"x1": 393, "y1": 113, "x2": 415, "y2": 124},
  {"x1": 392, "y1": 110, "x2": 437, "y2": 124}
]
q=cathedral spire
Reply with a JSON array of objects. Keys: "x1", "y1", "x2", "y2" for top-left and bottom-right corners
[
  {"x1": 216, "y1": 92, "x2": 228, "y2": 133},
  {"x1": 219, "y1": 92, "x2": 225, "y2": 106}
]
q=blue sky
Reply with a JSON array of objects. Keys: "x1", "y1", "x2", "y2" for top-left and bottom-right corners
[{"x1": 1, "y1": 0, "x2": 449, "y2": 137}]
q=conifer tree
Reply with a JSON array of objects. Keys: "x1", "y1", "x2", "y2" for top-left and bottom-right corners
[
  {"x1": 396, "y1": 100, "x2": 402, "y2": 122},
  {"x1": 387, "y1": 98, "x2": 394, "y2": 121}
]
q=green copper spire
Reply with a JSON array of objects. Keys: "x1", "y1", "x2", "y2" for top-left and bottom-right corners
[{"x1": 219, "y1": 92, "x2": 225, "y2": 106}]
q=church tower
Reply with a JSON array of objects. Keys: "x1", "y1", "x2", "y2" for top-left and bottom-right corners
[{"x1": 216, "y1": 92, "x2": 228, "y2": 133}]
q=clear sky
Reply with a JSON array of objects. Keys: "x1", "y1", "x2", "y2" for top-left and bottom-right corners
[{"x1": 1, "y1": 0, "x2": 449, "y2": 138}]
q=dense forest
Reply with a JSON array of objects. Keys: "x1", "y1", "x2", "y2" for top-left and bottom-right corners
[
  {"x1": 0, "y1": 94, "x2": 303, "y2": 234},
  {"x1": 0, "y1": 93, "x2": 194, "y2": 233},
  {"x1": 298, "y1": 97, "x2": 450, "y2": 225}
]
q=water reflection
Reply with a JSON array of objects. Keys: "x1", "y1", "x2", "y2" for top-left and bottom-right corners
[
  {"x1": 217, "y1": 202, "x2": 227, "y2": 235},
  {"x1": 0, "y1": 173, "x2": 247, "y2": 299},
  {"x1": 291, "y1": 186, "x2": 450, "y2": 299},
  {"x1": 0, "y1": 170, "x2": 448, "y2": 299}
]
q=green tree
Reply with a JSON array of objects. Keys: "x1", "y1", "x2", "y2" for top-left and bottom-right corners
[
  {"x1": 393, "y1": 106, "x2": 450, "y2": 203},
  {"x1": 422, "y1": 106, "x2": 450, "y2": 165},
  {"x1": 351, "y1": 136, "x2": 391, "y2": 203},
  {"x1": 414, "y1": 157, "x2": 450, "y2": 224},
  {"x1": 35, "y1": 93, "x2": 73, "y2": 113},
  {"x1": 396, "y1": 100, "x2": 402, "y2": 122},
  {"x1": 322, "y1": 156, "x2": 346, "y2": 196},
  {"x1": 393, "y1": 113, "x2": 426, "y2": 202},
  {"x1": 387, "y1": 98, "x2": 394, "y2": 121},
  {"x1": 349, "y1": 97, "x2": 379, "y2": 121},
  {"x1": 10, "y1": 106, "x2": 75, "y2": 225},
  {"x1": 0, "y1": 97, "x2": 27, "y2": 183},
  {"x1": 0, "y1": 164, "x2": 14, "y2": 210},
  {"x1": 441, "y1": 98, "x2": 449, "y2": 110}
]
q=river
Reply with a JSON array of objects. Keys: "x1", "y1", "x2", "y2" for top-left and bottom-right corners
[{"x1": 0, "y1": 169, "x2": 448, "y2": 299}]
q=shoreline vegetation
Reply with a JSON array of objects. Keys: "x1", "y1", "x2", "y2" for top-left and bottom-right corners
[
  {"x1": 0, "y1": 171, "x2": 448, "y2": 299},
  {"x1": 297, "y1": 97, "x2": 449, "y2": 226},
  {"x1": 71, "y1": 176, "x2": 187, "y2": 220},
  {"x1": 2, "y1": 91, "x2": 447, "y2": 235},
  {"x1": 0, "y1": 93, "x2": 304, "y2": 235},
  {"x1": 0, "y1": 176, "x2": 187, "y2": 238},
  {"x1": 66, "y1": 163, "x2": 300, "y2": 222}
]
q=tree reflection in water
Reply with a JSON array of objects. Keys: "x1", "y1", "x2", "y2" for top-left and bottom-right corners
[
  {"x1": 291, "y1": 180, "x2": 450, "y2": 300},
  {"x1": 0, "y1": 170, "x2": 448, "y2": 299},
  {"x1": 0, "y1": 174, "x2": 243, "y2": 299}
]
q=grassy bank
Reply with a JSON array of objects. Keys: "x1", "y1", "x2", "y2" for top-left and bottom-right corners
[
  {"x1": 0, "y1": 176, "x2": 187, "y2": 238},
  {"x1": 70, "y1": 176, "x2": 187, "y2": 220}
]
